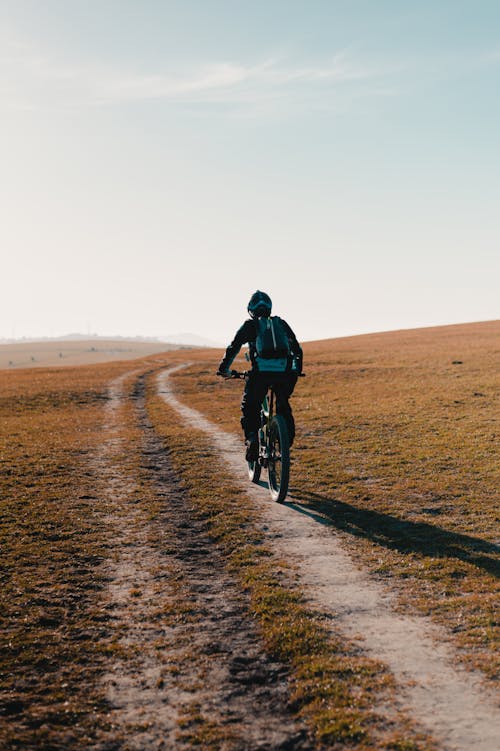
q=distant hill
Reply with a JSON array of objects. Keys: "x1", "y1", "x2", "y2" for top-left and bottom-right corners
[
  {"x1": 0, "y1": 338, "x2": 182, "y2": 370},
  {"x1": 0, "y1": 333, "x2": 223, "y2": 348},
  {"x1": 160, "y1": 333, "x2": 223, "y2": 348},
  {"x1": 0, "y1": 334, "x2": 165, "y2": 345}
]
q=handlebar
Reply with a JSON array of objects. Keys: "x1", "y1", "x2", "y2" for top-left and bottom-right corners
[{"x1": 216, "y1": 369, "x2": 247, "y2": 379}]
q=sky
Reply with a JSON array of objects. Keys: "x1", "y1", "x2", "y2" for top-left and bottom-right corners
[{"x1": 1, "y1": 1, "x2": 499, "y2": 344}]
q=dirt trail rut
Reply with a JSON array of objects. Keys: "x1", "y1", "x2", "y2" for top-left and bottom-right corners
[
  {"x1": 95, "y1": 371, "x2": 309, "y2": 750},
  {"x1": 158, "y1": 365, "x2": 500, "y2": 751}
]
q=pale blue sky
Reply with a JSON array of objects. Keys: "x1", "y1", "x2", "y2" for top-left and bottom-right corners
[{"x1": 1, "y1": 1, "x2": 499, "y2": 343}]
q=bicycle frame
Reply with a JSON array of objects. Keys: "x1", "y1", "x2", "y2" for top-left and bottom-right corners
[{"x1": 220, "y1": 368, "x2": 303, "y2": 502}]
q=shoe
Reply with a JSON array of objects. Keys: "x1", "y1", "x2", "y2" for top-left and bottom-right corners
[{"x1": 245, "y1": 434, "x2": 259, "y2": 462}]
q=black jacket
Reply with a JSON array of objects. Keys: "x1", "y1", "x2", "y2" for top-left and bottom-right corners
[{"x1": 218, "y1": 318, "x2": 302, "y2": 373}]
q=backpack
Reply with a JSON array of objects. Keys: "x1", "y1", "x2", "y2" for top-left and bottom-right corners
[{"x1": 254, "y1": 316, "x2": 291, "y2": 372}]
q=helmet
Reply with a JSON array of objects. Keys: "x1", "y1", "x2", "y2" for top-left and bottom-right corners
[{"x1": 248, "y1": 290, "x2": 272, "y2": 319}]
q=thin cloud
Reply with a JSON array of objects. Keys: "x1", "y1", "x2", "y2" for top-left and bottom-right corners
[
  {"x1": 99, "y1": 55, "x2": 379, "y2": 104},
  {"x1": 0, "y1": 33, "x2": 384, "y2": 111},
  {"x1": 96, "y1": 61, "x2": 272, "y2": 102}
]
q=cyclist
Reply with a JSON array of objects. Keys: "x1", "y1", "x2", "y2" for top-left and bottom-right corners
[{"x1": 217, "y1": 291, "x2": 303, "y2": 461}]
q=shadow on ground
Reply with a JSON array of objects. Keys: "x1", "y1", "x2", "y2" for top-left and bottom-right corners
[{"x1": 285, "y1": 490, "x2": 500, "y2": 579}]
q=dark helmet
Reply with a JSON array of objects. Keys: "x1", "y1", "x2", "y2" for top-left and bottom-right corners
[{"x1": 248, "y1": 290, "x2": 272, "y2": 319}]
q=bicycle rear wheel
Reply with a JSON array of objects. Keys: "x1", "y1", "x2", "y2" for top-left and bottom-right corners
[{"x1": 267, "y1": 415, "x2": 290, "y2": 503}]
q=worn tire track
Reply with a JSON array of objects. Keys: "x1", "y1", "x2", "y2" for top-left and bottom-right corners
[
  {"x1": 157, "y1": 364, "x2": 500, "y2": 751},
  {"x1": 93, "y1": 371, "x2": 310, "y2": 750}
]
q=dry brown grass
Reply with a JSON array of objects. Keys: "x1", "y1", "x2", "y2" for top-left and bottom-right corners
[
  {"x1": 1, "y1": 320, "x2": 497, "y2": 748},
  {"x1": 0, "y1": 361, "x2": 148, "y2": 748},
  {"x1": 164, "y1": 321, "x2": 500, "y2": 681}
]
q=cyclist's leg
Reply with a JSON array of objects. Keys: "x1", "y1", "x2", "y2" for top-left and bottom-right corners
[
  {"x1": 274, "y1": 374, "x2": 298, "y2": 445},
  {"x1": 241, "y1": 373, "x2": 268, "y2": 440}
]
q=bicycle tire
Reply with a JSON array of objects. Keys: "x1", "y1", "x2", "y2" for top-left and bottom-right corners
[
  {"x1": 247, "y1": 459, "x2": 261, "y2": 484},
  {"x1": 267, "y1": 414, "x2": 290, "y2": 503}
]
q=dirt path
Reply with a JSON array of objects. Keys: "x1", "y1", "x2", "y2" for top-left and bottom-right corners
[
  {"x1": 93, "y1": 371, "x2": 309, "y2": 750},
  {"x1": 157, "y1": 365, "x2": 500, "y2": 751},
  {"x1": 93, "y1": 371, "x2": 181, "y2": 748}
]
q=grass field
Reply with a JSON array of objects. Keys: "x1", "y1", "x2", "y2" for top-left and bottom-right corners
[
  {"x1": 166, "y1": 320, "x2": 500, "y2": 679},
  {"x1": 0, "y1": 362, "x2": 128, "y2": 747},
  {"x1": 0, "y1": 339, "x2": 181, "y2": 370},
  {"x1": 0, "y1": 320, "x2": 498, "y2": 749}
]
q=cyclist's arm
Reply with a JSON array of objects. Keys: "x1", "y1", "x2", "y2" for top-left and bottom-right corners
[{"x1": 217, "y1": 320, "x2": 254, "y2": 374}]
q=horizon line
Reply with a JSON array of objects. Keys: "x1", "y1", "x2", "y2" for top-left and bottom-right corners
[{"x1": 1, "y1": 319, "x2": 498, "y2": 348}]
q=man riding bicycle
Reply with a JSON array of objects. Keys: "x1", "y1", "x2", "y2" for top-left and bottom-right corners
[{"x1": 217, "y1": 291, "x2": 303, "y2": 461}]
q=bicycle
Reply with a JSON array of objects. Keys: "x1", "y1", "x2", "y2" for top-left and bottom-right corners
[{"x1": 226, "y1": 370, "x2": 303, "y2": 503}]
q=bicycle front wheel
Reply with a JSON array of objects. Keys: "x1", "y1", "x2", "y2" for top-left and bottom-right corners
[{"x1": 267, "y1": 415, "x2": 290, "y2": 503}]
